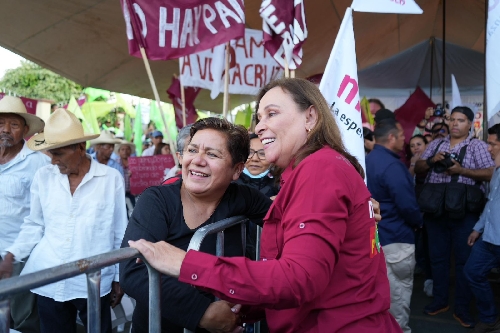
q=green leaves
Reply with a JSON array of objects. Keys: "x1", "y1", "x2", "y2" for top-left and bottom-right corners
[{"x1": 0, "y1": 60, "x2": 83, "y2": 103}]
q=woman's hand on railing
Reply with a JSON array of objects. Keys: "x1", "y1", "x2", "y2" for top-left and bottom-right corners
[{"x1": 128, "y1": 239, "x2": 186, "y2": 278}]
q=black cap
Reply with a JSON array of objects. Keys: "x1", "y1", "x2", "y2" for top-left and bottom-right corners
[
  {"x1": 374, "y1": 109, "x2": 395, "y2": 123},
  {"x1": 451, "y1": 106, "x2": 474, "y2": 122}
]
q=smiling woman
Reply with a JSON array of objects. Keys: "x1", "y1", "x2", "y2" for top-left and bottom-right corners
[
  {"x1": 129, "y1": 78, "x2": 400, "y2": 333},
  {"x1": 119, "y1": 117, "x2": 272, "y2": 333}
]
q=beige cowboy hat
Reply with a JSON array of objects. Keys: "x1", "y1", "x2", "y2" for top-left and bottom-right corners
[
  {"x1": 89, "y1": 130, "x2": 122, "y2": 146},
  {"x1": 114, "y1": 139, "x2": 136, "y2": 155},
  {"x1": 0, "y1": 96, "x2": 45, "y2": 137},
  {"x1": 27, "y1": 108, "x2": 99, "y2": 151}
]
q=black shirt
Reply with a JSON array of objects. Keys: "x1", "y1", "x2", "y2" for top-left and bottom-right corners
[{"x1": 120, "y1": 179, "x2": 272, "y2": 333}]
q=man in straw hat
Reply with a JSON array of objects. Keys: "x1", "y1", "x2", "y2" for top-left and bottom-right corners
[
  {"x1": 1, "y1": 108, "x2": 127, "y2": 333},
  {"x1": 89, "y1": 130, "x2": 124, "y2": 177},
  {"x1": 0, "y1": 95, "x2": 48, "y2": 333}
]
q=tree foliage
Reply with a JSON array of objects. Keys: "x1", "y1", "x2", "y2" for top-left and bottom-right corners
[{"x1": 0, "y1": 61, "x2": 83, "y2": 103}]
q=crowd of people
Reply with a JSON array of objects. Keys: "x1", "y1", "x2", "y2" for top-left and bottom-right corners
[{"x1": 0, "y1": 78, "x2": 500, "y2": 333}]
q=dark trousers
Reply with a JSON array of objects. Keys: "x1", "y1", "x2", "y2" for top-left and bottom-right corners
[
  {"x1": 425, "y1": 212, "x2": 478, "y2": 314},
  {"x1": 464, "y1": 238, "x2": 500, "y2": 323},
  {"x1": 37, "y1": 294, "x2": 112, "y2": 333},
  {"x1": 2, "y1": 258, "x2": 40, "y2": 333}
]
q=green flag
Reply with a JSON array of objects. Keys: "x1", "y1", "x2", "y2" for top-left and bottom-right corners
[
  {"x1": 134, "y1": 103, "x2": 143, "y2": 156},
  {"x1": 67, "y1": 96, "x2": 94, "y2": 134},
  {"x1": 83, "y1": 87, "x2": 110, "y2": 102},
  {"x1": 124, "y1": 114, "x2": 132, "y2": 141}
]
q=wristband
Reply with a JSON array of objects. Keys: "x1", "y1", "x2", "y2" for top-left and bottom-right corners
[
  {"x1": 426, "y1": 157, "x2": 434, "y2": 168},
  {"x1": 410, "y1": 163, "x2": 416, "y2": 167}
]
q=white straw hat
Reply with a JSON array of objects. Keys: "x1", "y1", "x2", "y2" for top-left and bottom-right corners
[
  {"x1": 0, "y1": 96, "x2": 45, "y2": 137},
  {"x1": 27, "y1": 108, "x2": 99, "y2": 151},
  {"x1": 114, "y1": 139, "x2": 136, "y2": 155},
  {"x1": 89, "y1": 130, "x2": 122, "y2": 146}
]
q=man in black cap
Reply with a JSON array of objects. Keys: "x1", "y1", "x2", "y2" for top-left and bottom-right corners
[
  {"x1": 374, "y1": 108, "x2": 395, "y2": 125},
  {"x1": 414, "y1": 106, "x2": 495, "y2": 328}
]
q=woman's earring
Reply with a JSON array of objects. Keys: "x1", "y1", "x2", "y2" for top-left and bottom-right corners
[{"x1": 307, "y1": 128, "x2": 311, "y2": 133}]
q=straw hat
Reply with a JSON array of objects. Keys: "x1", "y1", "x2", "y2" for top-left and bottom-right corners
[
  {"x1": 114, "y1": 139, "x2": 136, "y2": 155},
  {"x1": 27, "y1": 108, "x2": 99, "y2": 151},
  {"x1": 0, "y1": 96, "x2": 45, "y2": 137},
  {"x1": 89, "y1": 130, "x2": 122, "y2": 146}
]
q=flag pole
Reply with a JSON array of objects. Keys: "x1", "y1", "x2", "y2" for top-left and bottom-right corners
[
  {"x1": 283, "y1": 57, "x2": 290, "y2": 78},
  {"x1": 139, "y1": 47, "x2": 178, "y2": 166},
  {"x1": 222, "y1": 42, "x2": 231, "y2": 120},
  {"x1": 180, "y1": 78, "x2": 187, "y2": 127},
  {"x1": 175, "y1": 74, "x2": 187, "y2": 127}
]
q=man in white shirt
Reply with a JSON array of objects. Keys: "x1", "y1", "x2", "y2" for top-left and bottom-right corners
[
  {"x1": 141, "y1": 130, "x2": 163, "y2": 156},
  {"x1": 0, "y1": 96, "x2": 48, "y2": 333},
  {"x1": 0, "y1": 108, "x2": 128, "y2": 333}
]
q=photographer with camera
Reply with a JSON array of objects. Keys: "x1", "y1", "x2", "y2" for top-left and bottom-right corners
[{"x1": 414, "y1": 106, "x2": 495, "y2": 328}]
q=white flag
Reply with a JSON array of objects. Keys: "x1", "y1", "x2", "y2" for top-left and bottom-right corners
[
  {"x1": 351, "y1": 0, "x2": 423, "y2": 14},
  {"x1": 487, "y1": 0, "x2": 500, "y2": 126},
  {"x1": 450, "y1": 74, "x2": 462, "y2": 111},
  {"x1": 319, "y1": 8, "x2": 366, "y2": 176},
  {"x1": 179, "y1": 29, "x2": 283, "y2": 100}
]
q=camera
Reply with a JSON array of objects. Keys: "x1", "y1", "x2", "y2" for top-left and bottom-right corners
[
  {"x1": 433, "y1": 103, "x2": 449, "y2": 117},
  {"x1": 433, "y1": 152, "x2": 459, "y2": 173}
]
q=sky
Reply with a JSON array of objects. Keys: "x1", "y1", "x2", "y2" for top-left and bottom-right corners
[{"x1": 0, "y1": 47, "x2": 24, "y2": 80}]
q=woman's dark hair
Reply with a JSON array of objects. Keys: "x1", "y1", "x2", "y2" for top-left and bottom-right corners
[
  {"x1": 255, "y1": 78, "x2": 364, "y2": 178},
  {"x1": 368, "y1": 98, "x2": 385, "y2": 109},
  {"x1": 410, "y1": 134, "x2": 428, "y2": 145},
  {"x1": 190, "y1": 117, "x2": 250, "y2": 166},
  {"x1": 154, "y1": 142, "x2": 167, "y2": 155}
]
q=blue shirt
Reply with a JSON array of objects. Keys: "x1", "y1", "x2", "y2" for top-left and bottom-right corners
[
  {"x1": 474, "y1": 167, "x2": 500, "y2": 245},
  {"x1": 90, "y1": 152, "x2": 124, "y2": 178},
  {"x1": 366, "y1": 145, "x2": 423, "y2": 245},
  {"x1": 0, "y1": 143, "x2": 50, "y2": 252}
]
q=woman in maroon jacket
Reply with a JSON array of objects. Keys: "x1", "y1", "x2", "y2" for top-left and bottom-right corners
[{"x1": 129, "y1": 78, "x2": 401, "y2": 333}]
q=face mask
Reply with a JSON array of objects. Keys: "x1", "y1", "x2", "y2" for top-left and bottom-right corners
[{"x1": 243, "y1": 167, "x2": 270, "y2": 179}]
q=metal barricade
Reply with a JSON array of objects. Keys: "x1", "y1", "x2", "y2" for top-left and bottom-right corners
[
  {"x1": 0, "y1": 248, "x2": 161, "y2": 333},
  {"x1": 184, "y1": 216, "x2": 248, "y2": 333},
  {"x1": 0, "y1": 216, "x2": 249, "y2": 333}
]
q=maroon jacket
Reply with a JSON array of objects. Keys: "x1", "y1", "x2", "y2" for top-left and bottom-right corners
[{"x1": 179, "y1": 147, "x2": 401, "y2": 333}]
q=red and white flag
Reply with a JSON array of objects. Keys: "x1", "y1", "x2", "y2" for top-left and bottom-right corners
[
  {"x1": 318, "y1": 8, "x2": 365, "y2": 175},
  {"x1": 121, "y1": 0, "x2": 245, "y2": 60},
  {"x1": 351, "y1": 0, "x2": 423, "y2": 14},
  {"x1": 166, "y1": 76, "x2": 200, "y2": 129},
  {"x1": 259, "y1": 0, "x2": 307, "y2": 70}
]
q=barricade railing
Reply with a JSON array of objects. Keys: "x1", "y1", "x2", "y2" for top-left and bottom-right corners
[
  {"x1": 184, "y1": 215, "x2": 248, "y2": 333},
  {"x1": 0, "y1": 248, "x2": 161, "y2": 333},
  {"x1": 0, "y1": 215, "x2": 249, "y2": 333}
]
